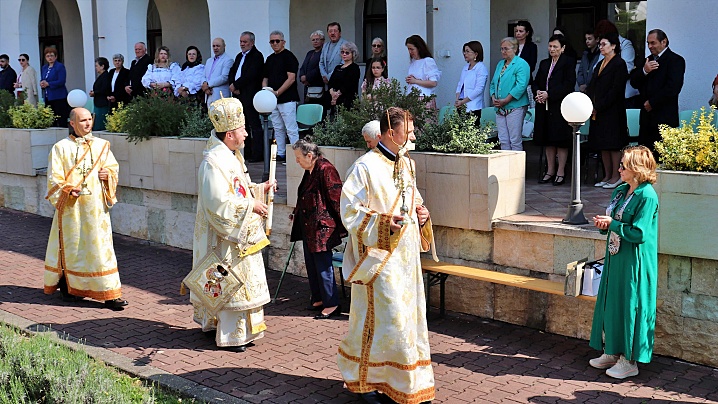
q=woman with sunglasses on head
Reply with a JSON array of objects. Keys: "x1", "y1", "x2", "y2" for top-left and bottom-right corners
[
  {"x1": 327, "y1": 41, "x2": 360, "y2": 112},
  {"x1": 585, "y1": 32, "x2": 629, "y2": 189},
  {"x1": 489, "y1": 37, "x2": 530, "y2": 151},
  {"x1": 589, "y1": 145, "x2": 658, "y2": 380},
  {"x1": 14, "y1": 54, "x2": 38, "y2": 106}
]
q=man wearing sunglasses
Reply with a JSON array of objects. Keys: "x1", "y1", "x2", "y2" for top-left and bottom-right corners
[
  {"x1": 262, "y1": 30, "x2": 300, "y2": 162},
  {"x1": 0, "y1": 54, "x2": 18, "y2": 95}
]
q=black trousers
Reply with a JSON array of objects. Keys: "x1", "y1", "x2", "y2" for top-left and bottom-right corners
[{"x1": 47, "y1": 98, "x2": 70, "y2": 127}]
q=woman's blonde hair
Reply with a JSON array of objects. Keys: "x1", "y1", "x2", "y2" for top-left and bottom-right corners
[
  {"x1": 154, "y1": 46, "x2": 171, "y2": 67},
  {"x1": 622, "y1": 145, "x2": 657, "y2": 184}
]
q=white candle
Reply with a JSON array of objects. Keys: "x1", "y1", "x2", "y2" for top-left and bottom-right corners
[{"x1": 265, "y1": 142, "x2": 277, "y2": 235}]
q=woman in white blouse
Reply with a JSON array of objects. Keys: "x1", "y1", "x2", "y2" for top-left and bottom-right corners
[
  {"x1": 141, "y1": 46, "x2": 179, "y2": 94},
  {"x1": 13, "y1": 53, "x2": 38, "y2": 106},
  {"x1": 455, "y1": 40, "x2": 489, "y2": 124},
  {"x1": 172, "y1": 46, "x2": 205, "y2": 102},
  {"x1": 405, "y1": 35, "x2": 441, "y2": 108}
]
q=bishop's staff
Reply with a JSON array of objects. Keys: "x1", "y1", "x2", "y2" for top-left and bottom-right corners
[{"x1": 265, "y1": 140, "x2": 277, "y2": 235}]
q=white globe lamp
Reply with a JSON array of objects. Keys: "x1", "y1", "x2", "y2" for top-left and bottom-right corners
[
  {"x1": 561, "y1": 92, "x2": 593, "y2": 124},
  {"x1": 67, "y1": 89, "x2": 88, "y2": 108},
  {"x1": 253, "y1": 87, "x2": 277, "y2": 114}
]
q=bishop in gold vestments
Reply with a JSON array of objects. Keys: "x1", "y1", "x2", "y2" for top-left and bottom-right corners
[
  {"x1": 44, "y1": 108, "x2": 127, "y2": 309},
  {"x1": 188, "y1": 96, "x2": 275, "y2": 350},
  {"x1": 338, "y1": 108, "x2": 435, "y2": 404}
]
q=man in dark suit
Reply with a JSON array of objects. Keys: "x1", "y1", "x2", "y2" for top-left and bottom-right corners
[
  {"x1": 228, "y1": 31, "x2": 265, "y2": 162},
  {"x1": 108, "y1": 53, "x2": 131, "y2": 111},
  {"x1": 0, "y1": 54, "x2": 18, "y2": 95},
  {"x1": 630, "y1": 29, "x2": 685, "y2": 156},
  {"x1": 125, "y1": 42, "x2": 152, "y2": 99}
]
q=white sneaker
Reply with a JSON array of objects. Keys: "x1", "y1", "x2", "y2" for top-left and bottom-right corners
[
  {"x1": 602, "y1": 180, "x2": 623, "y2": 189},
  {"x1": 594, "y1": 181, "x2": 608, "y2": 187},
  {"x1": 605, "y1": 356, "x2": 639, "y2": 379},
  {"x1": 589, "y1": 353, "x2": 619, "y2": 369}
]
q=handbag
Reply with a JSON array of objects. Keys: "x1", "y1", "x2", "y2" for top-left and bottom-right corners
[
  {"x1": 522, "y1": 109, "x2": 534, "y2": 139},
  {"x1": 581, "y1": 259, "x2": 604, "y2": 297},
  {"x1": 305, "y1": 86, "x2": 324, "y2": 100}
]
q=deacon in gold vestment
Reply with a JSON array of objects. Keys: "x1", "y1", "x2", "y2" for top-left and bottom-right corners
[
  {"x1": 44, "y1": 108, "x2": 128, "y2": 310},
  {"x1": 338, "y1": 107, "x2": 435, "y2": 404},
  {"x1": 188, "y1": 96, "x2": 276, "y2": 351}
]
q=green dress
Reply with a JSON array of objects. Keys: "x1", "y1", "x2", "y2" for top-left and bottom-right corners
[{"x1": 589, "y1": 182, "x2": 659, "y2": 363}]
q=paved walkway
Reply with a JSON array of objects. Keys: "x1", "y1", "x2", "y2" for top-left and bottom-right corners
[{"x1": 1, "y1": 207, "x2": 717, "y2": 403}]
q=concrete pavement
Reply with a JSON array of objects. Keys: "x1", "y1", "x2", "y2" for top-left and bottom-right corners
[{"x1": 0, "y1": 207, "x2": 716, "y2": 403}]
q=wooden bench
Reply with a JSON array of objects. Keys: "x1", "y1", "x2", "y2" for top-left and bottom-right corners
[{"x1": 421, "y1": 258, "x2": 597, "y2": 317}]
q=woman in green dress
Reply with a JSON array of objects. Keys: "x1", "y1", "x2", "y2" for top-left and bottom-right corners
[{"x1": 589, "y1": 145, "x2": 659, "y2": 379}]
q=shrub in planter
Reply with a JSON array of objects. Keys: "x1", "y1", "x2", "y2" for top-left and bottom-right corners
[
  {"x1": 105, "y1": 102, "x2": 130, "y2": 133},
  {"x1": 312, "y1": 78, "x2": 436, "y2": 148},
  {"x1": 0, "y1": 89, "x2": 21, "y2": 128},
  {"x1": 179, "y1": 104, "x2": 213, "y2": 138},
  {"x1": 8, "y1": 102, "x2": 56, "y2": 129},
  {"x1": 656, "y1": 107, "x2": 718, "y2": 172},
  {"x1": 104, "y1": 90, "x2": 210, "y2": 142},
  {"x1": 416, "y1": 107, "x2": 497, "y2": 154}
]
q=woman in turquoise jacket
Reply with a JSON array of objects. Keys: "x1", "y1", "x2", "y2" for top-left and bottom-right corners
[
  {"x1": 589, "y1": 145, "x2": 659, "y2": 379},
  {"x1": 489, "y1": 37, "x2": 530, "y2": 151}
]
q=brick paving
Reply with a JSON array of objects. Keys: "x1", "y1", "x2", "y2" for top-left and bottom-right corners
[{"x1": 1, "y1": 207, "x2": 718, "y2": 403}]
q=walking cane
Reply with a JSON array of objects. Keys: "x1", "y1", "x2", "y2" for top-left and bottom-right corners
[{"x1": 272, "y1": 241, "x2": 295, "y2": 303}]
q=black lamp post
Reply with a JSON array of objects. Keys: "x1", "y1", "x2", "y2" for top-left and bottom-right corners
[{"x1": 560, "y1": 92, "x2": 593, "y2": 225}]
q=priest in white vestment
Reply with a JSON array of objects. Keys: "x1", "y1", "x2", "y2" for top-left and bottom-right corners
[
  {"x1": 44, "y1": 108, "x2": 128, "y2": 310},
  {"x1": 338, "y1": 107, "x2": 435, "y2": 404},
  {"x1": 186, "y1": 96, "x2": 276, "y2": 352}
]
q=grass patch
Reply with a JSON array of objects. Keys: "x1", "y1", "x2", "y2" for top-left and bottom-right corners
[{"x1": 0, "y1": 323, "x2": 195, "y2": 403}]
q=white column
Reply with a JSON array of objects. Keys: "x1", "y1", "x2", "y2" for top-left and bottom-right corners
[
  {"x1": 207, "y1": 0, "x2": 290, "y2": 60},
  {"x1": 386, "y1": 0, "x2": 427, "y2": 87}
]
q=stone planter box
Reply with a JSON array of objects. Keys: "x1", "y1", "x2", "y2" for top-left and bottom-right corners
[
  {"x1": 0, "y1": 127, "x2": 68, "y2": 176},
  {"x1": 655, "y1": 169, "x2": 718, "y2": 260},
  {"x1": 96, "y1": 132, "x2": 208, "y2": 195},
  {"x1": 286, "y1": 146, "x2": 526, "y2": 231}
]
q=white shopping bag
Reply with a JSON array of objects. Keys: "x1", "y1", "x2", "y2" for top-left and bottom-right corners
[{"x1": 581, "y1": 262, "x2": 603, "y2": 296}]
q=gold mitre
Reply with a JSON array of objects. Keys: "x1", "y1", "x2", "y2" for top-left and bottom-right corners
[{"x1": 209, "y1": 95, "x2": 245, "y2": 132}]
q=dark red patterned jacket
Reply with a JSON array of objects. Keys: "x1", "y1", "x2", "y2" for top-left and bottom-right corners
[{"x1": 290, "y1": 157, "x2": 347, "y2": 253}]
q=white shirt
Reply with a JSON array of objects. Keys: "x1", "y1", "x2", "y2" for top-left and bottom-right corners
[
  {"x1": 407, "y1": 57, "x2": 441, "y2": 97},
  {"x1": 111, "y1": 69, "x2": 119, "y2": 91},
  {"x1": 234, "y1": 50, "x2": 250, "y2": 81},
  {"x1": 455, "y1": 62, "x2": 489, "y2": 112}
]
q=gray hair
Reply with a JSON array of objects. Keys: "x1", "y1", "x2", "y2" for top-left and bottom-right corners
[
  {"x1": 112, "y1": 53, "x2": 124, "y2": 63},
  {"x1": 291, "y1": 137, "x2": 321, "y2": 158},
  {"x1": 362, "y1": 120, "x2": 381, "y2": 140},
  {"x1": 310, "y1": 30, "x2": 325, "y2": 40},
  {"x1": 270, "y1": 30, "x2": 285, "y2": 40},
  {"x1": 501, "y1": 37, "x2": 519, "y2": 52},
  {"x1": 341, "y1": 41, "x2": 358, "y2": 61},
  {"x1": 241, "y1": 31, "x2": 255, "y2": 43}
]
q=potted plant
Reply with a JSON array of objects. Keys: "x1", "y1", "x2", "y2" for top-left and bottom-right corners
[
  {"x1": 0, "y1": 99, "x2": 65, "y2": 176},
  {"x1": 414, "y1": 107, "x2": 524, "y2": 231},
  {"x1": 654, "y1": 107, "x2": 718, "y2": 259}
]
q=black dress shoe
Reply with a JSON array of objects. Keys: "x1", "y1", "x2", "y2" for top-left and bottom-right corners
[
  {"x1": 538, "y1": 173, "x2": 556, "y2": 184},
  {"x1": 222, "y1": 345, "x2": 247, "y2": 353},
  {"x1": 306, "y1": 304, "x2": 324, "y2": 311},
  {"x1": 104, "y1": 298, "x2": 129, "y2": 310},
  {"x1": 276, "y1": 155, "x2": 286, "y2": 162},
  {"x1": 553, "y1": 175, "x2": 566, "y2": 186},
  {"x1": 314, "y1": 305, "x2": 341, "y2": 320}
]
